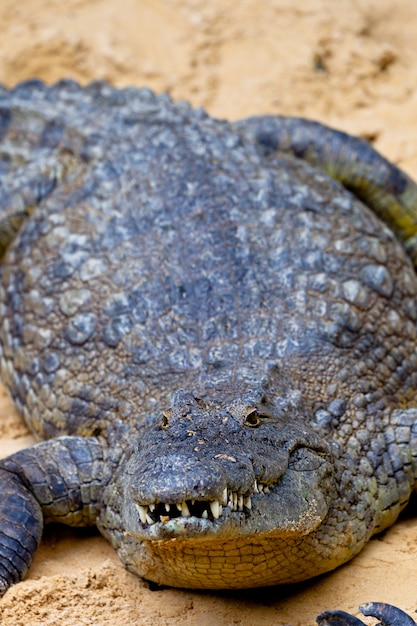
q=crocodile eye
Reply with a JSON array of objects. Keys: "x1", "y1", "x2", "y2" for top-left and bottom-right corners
[{"x1": 244, "y1": 409, "x2": 262, "y2": 428}]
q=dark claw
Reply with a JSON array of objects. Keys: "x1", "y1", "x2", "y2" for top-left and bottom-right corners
[
  {"x1": 316, "y1": 603, "x2": 417, "y2": 626},
  {"x1": 359, "y1": 602, "x2": 416, "y2": 626},
  {"x1": 316, "y1": 609, "x2": 366, "y2": 625}
]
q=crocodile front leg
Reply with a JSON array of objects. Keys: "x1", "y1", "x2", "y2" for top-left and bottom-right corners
[
  {"x1": 233, "y1": 115, "x2": 417, "y2": 266},
  {"x1": 0, "y1": 435, "x2": 112, "y2": 596},
  {"x1": 317, "y1": 602, "x2": 417, "y2": 625}
]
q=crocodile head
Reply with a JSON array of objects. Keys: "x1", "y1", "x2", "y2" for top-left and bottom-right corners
[{"x1": 100, "y1": 377, "x2": 340, "y2": 588}]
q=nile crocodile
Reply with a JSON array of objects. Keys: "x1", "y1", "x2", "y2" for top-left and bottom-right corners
[{"x1": 1, "y1": 81, "x2": 417, "y2": 623}]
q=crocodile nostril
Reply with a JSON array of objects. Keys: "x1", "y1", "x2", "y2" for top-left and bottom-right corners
[
  {"x1": 244, "y1": 409, "x2": 262, "y2": 428},
  {"x1": 161, "y1": 410, "x2": 171, "y2": 429}
]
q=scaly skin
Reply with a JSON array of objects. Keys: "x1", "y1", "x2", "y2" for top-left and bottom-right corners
[{"x1": 1, "y1": 81, "x2": 417, "y2": 600}]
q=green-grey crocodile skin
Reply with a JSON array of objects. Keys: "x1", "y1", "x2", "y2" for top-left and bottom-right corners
[{"x1": 1, "y1": 80, "x2": 417, "y2": 599}]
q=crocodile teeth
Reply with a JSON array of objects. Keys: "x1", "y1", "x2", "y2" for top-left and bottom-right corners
[
  {"x1": 137, "y1": 504, "x2": 148, "y2": 524},
  {"x1": 244, "y1": 495, "x2": 251, "y2": 509},
  {"x1": 181, "y1": 501, "x2": 190, "y2": 517},
  {"x1": 254, "y1": 481, "x2": 271, "y2": 495},
  {"x1": 137, "y1": 490, "x2": 256, "y2": 526},
  {"x1": 210, "y1": 500, "x2": 220, "y2": 519},
  {"x1": 225, "y1": 490, "x2": 249, "y2": 511}
]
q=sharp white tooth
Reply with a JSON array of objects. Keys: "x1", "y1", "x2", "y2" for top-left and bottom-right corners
[
  {"x1": 264, "y1": 486, "x2": 270, "y2": 494},
  {"x1": 233, "y1": 492, "x2": 238, "y2": 509},
  {"x1": 254, "y1": 480, "x2": 259, "y2": 493},
  {"x1": 238, "y1": 494, "x2": 244, "y2": 511},
  {"x1": 258, "y1": 483, "x2": 264, "y2": 493},
  {"x1": 191, "y1": 499, "x2": 195, "y2": 505},
  {"x1": 176, "y1": 502, "x2": 182, "y2": 512},
  {"x1": 210, "y1": 500, "x2": 220, "y2": 519},
  {"x1": 146, "y1": 513, "x2": 154, "y2": 525},
  {"x1": 219, "y1": 505, "x2": 223, "y2": 516},
  {"x1": 244, "y1": 495, "x2": 252, "y2": 509},
  {"x1": 137, "y1": 504, "x2": 148, "y2": 524},
  {"x1": 165, "y1": 503, "x2": 170, "y2": 512},
  {"x1": 222, "y1": 487, "x2": 228, "y2": 506},
  {"x1": 228, "y1": 498, "x2": 234, "y2": 509},
  {"x1": 202, "y1": 509, "x2": 208, "y2": 519},
  {"x1": 181, "y1": 501, "x2": 190, "y2": 517},
  {"x1": 149, "y1": 504, "x2": 155, "y2": 512}
]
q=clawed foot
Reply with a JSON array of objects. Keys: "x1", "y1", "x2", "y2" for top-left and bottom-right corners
[{"x1": 316, "y1": 602, "x2": 416, "y2": 626}]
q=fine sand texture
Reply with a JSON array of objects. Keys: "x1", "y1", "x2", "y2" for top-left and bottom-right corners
[{"x1": 1, "y1": 1, "x2": 417, "y2": 624}]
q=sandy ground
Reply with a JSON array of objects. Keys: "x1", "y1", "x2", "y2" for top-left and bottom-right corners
[{"x1": 1, "y1": 1, "x2": 417, "y2": 624}]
